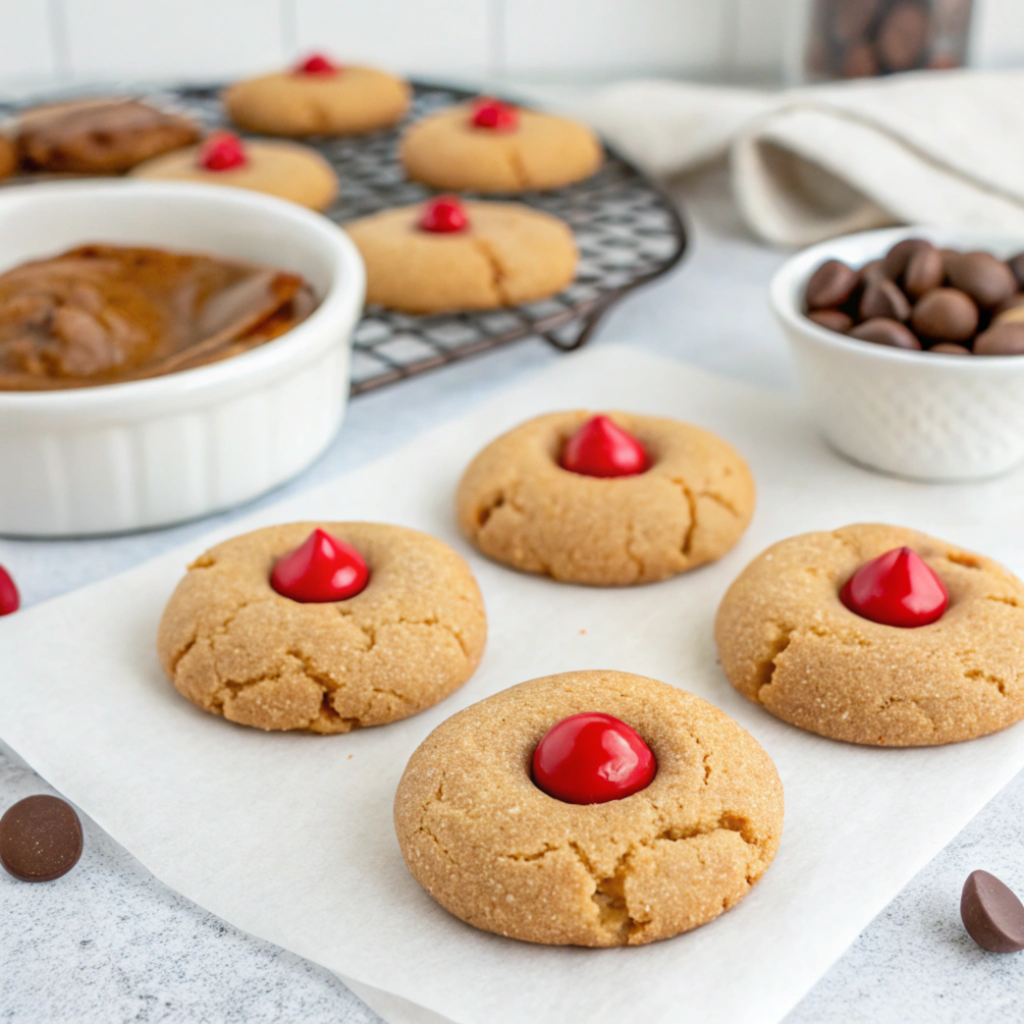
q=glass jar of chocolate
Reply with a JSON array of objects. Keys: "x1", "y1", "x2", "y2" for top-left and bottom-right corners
[{"x1": 793, "y1": 0, "x2": 974, "y2": 82}]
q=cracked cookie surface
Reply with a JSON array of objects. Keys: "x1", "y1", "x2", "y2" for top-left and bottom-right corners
[
  {"x1": 455, "y1": 411, "x2": 755, "y2": 586},
  {"x1": 345, "y1": 201, "x2": 577, "y2": 315},
  {"x1": 400, "y1": 105, "x2": 602, "y2": 193},
  {"x1": 715, "y1": 523, "x2": 1024, "y2": 746},
  {"x1": 157, "y1": 522, "x2": 487, "y2": 733},
  {"x1": 394, "y1": 670, "x2": 783, "y2": 946}
]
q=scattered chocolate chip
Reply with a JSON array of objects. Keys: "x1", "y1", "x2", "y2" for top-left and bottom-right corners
[
  {"x1": 860, "y1": 279, "x2": 911, "y2": 321},
  {"x1": 861, "y1": 258, "x2": 888, "y2": 284},
  {"x1": 808, "y1": 308, "x2": 854, "y2": 333},
  {"x1": 903, "y1": 243, "x2": 945, "y2": 298},
  {"x1": 961, "y1": 870, "x2": 1024, "y2": 953},
  {"x1": 0, "y1": 795, "x2": 83, "y2": 882},
  {"x1": 974, "y1": 322, "x2": 1024, "y2": 356},
  {"x1": 1008, "y1": 253, "x2": 1024, "y2": 288},
  {"x1": 883, "y1": 238, "x2": 929, "y2": 280},
  {"x1": 850, "y1": 317, "x2": 921, "y2": 350},
  {"x1": 911, "y1": 288, "x2": 979, "y2": 342},
  {"x1": 806, "y1": 259, "x2": 861, "y2": 310},
  {"x1": 945, "y1": 252, "x2": 1017, "y2": 308},
  {"x1": 930, "y1": 342, "x2": 972, "y2": 355}
]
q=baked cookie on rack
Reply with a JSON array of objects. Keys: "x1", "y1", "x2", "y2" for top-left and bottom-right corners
[
  {"x1": 157, "y1": 522, "x2": 487, "y2": 733},
  {"x1": 131, "y1": 131, "x2": 338, "y2": 211},
  {"x1": 224, "y1": 53, "x2": 410, "y2": 137},
  {"x1": 456, "y1": 410, "x2": 755, "y2": 586},
  {"x1": 394, "y1": 670, "x2": 784, "y2": 947},
  {"x1": 715, "y1": 522, "x2": 1024, "y2": 746},
  {"x1": 401, "y1": 97, "x2": 602, "y2": 192},
  {"x1": 345, "y1": 195, "x2": 577, "y2": 314}
]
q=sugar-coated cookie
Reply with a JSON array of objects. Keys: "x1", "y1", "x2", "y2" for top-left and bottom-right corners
[
  {"x1": 394, "y1": 670, "x2": 784, "y2": 947},
  {"x1": 456, "y1": 411, "x2": 755, "y2": 586},
  {"x1": 715, "y1": 523, "x2": 1024, "y2": 746},
  {"x1": 401, "y1": 99, "x2": 602, "y2": 192},
  {"x1": 131, "y1": 133, "x2": 338, "y2": 212},
  {"x1": 224, "y1": 54, "x2": 410, "y2": 137},
  {"x1": 345, "y1": 196, "x2": 577, "y2": 314},
  {"x1": 157, "y1": 522, "x2": 487, "y2": 733}
]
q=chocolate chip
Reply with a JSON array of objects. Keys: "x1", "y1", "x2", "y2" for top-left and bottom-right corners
[
  {"x1": 806, "y1": 259, "x2": 861, "y2": 310},
  {"x1": 945, "y1": 252, "x2": 1017, "y2": 308},
  {"x1": 850, "y1": 317, "x2": 921, "y2": 350},
  {"x1": 975, "y1": 322, "x2": 1024, "y2": 356},
  {"x1": 861, "y1": 258, "x2": 888, "y2": 284},
  {"x1": 1008, "y1": 253, "x2": 1024, "y2": 288},
  {"x1": 883, "y1": 238, "x2": 930, "y2": 280},
  {"x1": 929, "y1": 342, "x2": 972, "y2": 356},
  {"x1": 961, "y1": 870, "x2": 1024, "y2": 953},
  {"x1": 808, "y1": 309, "x2": 854, "y2": 333},
  {"x1": 911, "y1": 288, "x2": 979, "y2": 343},
  {"x1": 878, "y1": 4, "x2": 929, "y2": 71},
  {"x1": 860, "y1": 279, "x2": 911, "y2": 322},
  {"x1": 903, "y1": 243, "x2": 945, "y2": 298},
  {"x1": 0, "y1": 795, "x2": 83, "y2": 882}
]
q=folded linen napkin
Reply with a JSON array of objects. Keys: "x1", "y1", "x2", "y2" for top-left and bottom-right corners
[{"x1": 578, "y1": 70, "x2": 1024, "y2": 246}]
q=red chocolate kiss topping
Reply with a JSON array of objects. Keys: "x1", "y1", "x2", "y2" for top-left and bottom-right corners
[
  {"x1": 961, "y1": 869, "x2": 1024, "y2": 953},
  {"x1": 560, "y1": 415, "x2": 649, "y2": 478},
  {"x1": 418, "y1": 196, "x2": 469, "y2": 234},
  {"x1": 270, "y1": 528, "x2": 369, "y2": 603},
  {"x1": 0, "y1": 564, "x2": 18, "y2": 616},
  {"x1": 532, "y1": 713, "x2": 656, "y2": 805},
  {"x1": 197, "y1": 132, "x2": 247, "y2": 172},
  {"x1": 840, "y1": 546, "x2": 948, "y2": 628},
  {"x1": 295, "y1": 52, "x2": 340, "y2": 75},
  {"x1": 470, "y1": 98, "x2": 519, "y2": 131}
]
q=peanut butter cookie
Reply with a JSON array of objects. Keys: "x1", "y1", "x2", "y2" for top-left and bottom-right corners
[
  {"x1": 455, "y1": 411, "x2": 755, "y2": 586},
  {"x1": 157, "y1": 522, "x2": 487, "y2": 733},
  {"x1": 715, "y1": 523, "x2": 1024, "y2": 746},
  {"x1": 401, "y1": 101, "x2": 602, "y2": 192},
  {"x1": 394, "y1": 670, "x2": 784, "y2": 947}
]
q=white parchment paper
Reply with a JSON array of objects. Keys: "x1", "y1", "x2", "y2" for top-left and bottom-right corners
[{"x1": 3, "y1": 347, "x2": 1024, "y2": 1024}]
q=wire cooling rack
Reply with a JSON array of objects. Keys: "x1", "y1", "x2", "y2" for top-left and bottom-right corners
[{"x1": 1, "y1": 81, "x2": 688, "y2": 396}]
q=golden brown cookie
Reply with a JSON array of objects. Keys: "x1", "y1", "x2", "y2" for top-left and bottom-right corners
[
  {"x1": 130, "y1": 137, "x2": 338, "y2": 212},
  {"x1": 401, "y1": 102, "x2": 602, "y2": 192},
  {"x1": 17, "y1": 99, "x2": 199, "y2": 174},
  {"x1": 394, "y1": 670, "x2": 784, "y2": 947},
  {"x1": 715, "y1": 523, "x2": 1024, "y2": 746},
  {"x1": 157, "y1": 522, "x2": 487, "y2": 733},
  {"x1": 0, "y1": 135, "x2": 17, "y2": 180},
  {"x1": 345, "y1": 199, "x2": 577, "y2": 314},
  {"x1": 224, "y1": 63, "x2": 410, "y2": 137},
  {"x1": 456, "y1": 411, "x2": 755, "y2": 586}
]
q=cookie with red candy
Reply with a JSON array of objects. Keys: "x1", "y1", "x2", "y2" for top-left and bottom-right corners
[
  {"x1": 456, "y1": 410, "x2": 755, "y2": 586},
  {"x1": 394, "y1": 670, "x2": 784, "y2": 947},
  {"x1": 716, "y1": 523, "x2": 1024, "y2": 746}
]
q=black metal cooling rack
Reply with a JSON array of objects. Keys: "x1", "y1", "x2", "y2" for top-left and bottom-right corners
[{"x1": 0, "y1": 81, "x2": 688, "y2": 396}]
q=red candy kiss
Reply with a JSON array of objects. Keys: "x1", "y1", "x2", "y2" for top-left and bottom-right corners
[
  {"x1": 560, "y1": 415, "x2": 649, "y2": 478},
  {"x1": 533, "y1": 713, "x2": 656, "y2": 805},
  {"x1": 419, "y1": 196, "x2": 468, "y2": 234},
  {"x1": 470, "y1": 98, "x2": 518, "y2": 131},
  {"x1": 840, "y1": 546, "x2": 948, "y2": 628},
  {"x1": 270, "y1": 529, "x2": 369, "y2": 603},
  {"x1": 197, "y1": 132, "x2": 247, "y2": 172},
  {"x1": 295, "y1": 52, "x2": 339, "y2": 75},
  {"x1": 0, "y1": 564, "x2": 19, "y2": 616}
]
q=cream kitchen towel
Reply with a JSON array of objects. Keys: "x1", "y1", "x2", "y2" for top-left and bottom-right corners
[{"x1": 579, "y1": 70, "x2": 1024, "y2": 246}]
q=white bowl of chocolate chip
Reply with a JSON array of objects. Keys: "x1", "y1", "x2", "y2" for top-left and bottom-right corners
[{"x1": 771, "y1": 226, "x2": 1024, "y2": 482}]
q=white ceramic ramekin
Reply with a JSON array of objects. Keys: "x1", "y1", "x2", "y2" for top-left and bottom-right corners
[
  {"x1": 771, "y1": 226, "x2": 1024, "y2": 482},
  {"x1": 0, "y1": 181, "x2": 364, "y2": 536}
]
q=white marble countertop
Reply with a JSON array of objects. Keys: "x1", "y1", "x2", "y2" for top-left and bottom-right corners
[{"x1": 2, "y1": 166, "x2": 1023, "y2": 1023}]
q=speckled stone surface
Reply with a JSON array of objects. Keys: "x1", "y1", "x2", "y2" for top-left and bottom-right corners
[{"x1": 1, "y1": 166, "x2": 1022, "y2": 1023}]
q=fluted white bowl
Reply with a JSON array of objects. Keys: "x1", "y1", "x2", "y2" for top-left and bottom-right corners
[
  {"x1": 0, "y1": 180, "x2": 364, "y2": 536},
  {"x1": 771, "y1": 226, "x2": 1024, "y2": 481}
]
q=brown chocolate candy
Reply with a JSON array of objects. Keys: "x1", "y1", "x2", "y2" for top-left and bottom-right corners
[
  {"x1": 861, "y1": 258, "x2": 888, "y2": 284},
  {"x1": 860, "y1": 279, "x2": 911, "y2": 322},
  {"x1": 961, "y1": 870, "x2": 1024, "y2": 953},
  {"x1": 878, "y1": 4, "x2": 928, "y2": 71},
  {"x1": 903, "y1": 243, "x2": 945, "y2": 298},
  {"x1": 806, "y1": 259, "x2": 860, "y2": 310},
  {"x1": 883, "y1": 238, "x2": 929, "y2": 280},
  {"x1": 945, "y1": 251, "x2": 1017, "y2": 308},
  {"x1": 911, "y1": 288, "x2": 978, "y2": 343},
  {"x1": 0, "y1": 795, "x2": 83, "y2": 882},
  {"x1": 808, "y1": 309, "x2": 854, "y2": 333},
  {"x1": 850, "y1": 317, "x2": 921, "y2": 350},
  {"x1": 994, "y1": 293, "x2": 1024, "y2": 318},
  {"x1": 929, "y1": 342, "x2": 972, "y2": 356},
  {"x1": 1008, "y1": 253, "x2": 1024, "y2": 288},
  {"x1": 974, "y1": 322, "x2": 1024, "y2": 356}
]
